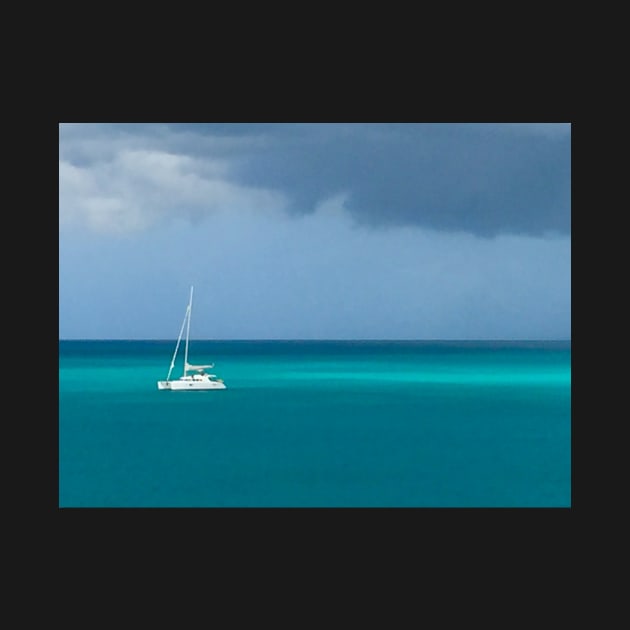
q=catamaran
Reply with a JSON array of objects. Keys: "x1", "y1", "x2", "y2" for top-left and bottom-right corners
[{"x1": 157, "y1": 286, "x2": 226, "y2": 390}]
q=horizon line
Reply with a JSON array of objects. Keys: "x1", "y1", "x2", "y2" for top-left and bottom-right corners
[{"x1": 59, "y1": 337, "x2": 572, "y2": 342}]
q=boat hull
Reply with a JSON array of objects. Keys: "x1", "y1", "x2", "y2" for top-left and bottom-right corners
[{"x1": 157, "y1": 378, "x2": 226, "y2": 391}]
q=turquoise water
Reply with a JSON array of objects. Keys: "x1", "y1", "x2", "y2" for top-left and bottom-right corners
[{"x1": 59, "y1": 340, "x2": 571, "y2": 507}]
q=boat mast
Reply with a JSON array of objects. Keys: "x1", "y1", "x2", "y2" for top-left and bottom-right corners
[
  {"x1": 183, "y1": 285, "x2": 193, "y2": 377},
  {"x1": 166, "y1": 303, "x2": 189, "y2": 382}
]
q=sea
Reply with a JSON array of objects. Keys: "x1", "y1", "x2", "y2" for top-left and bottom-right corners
[{"x1": 59, "y1": 340, "x2": 571, "y2": 508}]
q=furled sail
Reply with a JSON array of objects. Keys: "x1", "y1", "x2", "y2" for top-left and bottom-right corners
[{"x1": 185, "y1": 362, "x2": 215, "y2": 372}]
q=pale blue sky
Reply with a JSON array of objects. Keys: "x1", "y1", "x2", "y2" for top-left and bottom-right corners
[{"x1": 59, "y1": 123, "x2": 571, "y2": 340}]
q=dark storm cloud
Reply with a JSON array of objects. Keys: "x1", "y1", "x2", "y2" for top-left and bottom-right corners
[{"x1": 171, "y1": 123, "x2": 570, "y2": 237}]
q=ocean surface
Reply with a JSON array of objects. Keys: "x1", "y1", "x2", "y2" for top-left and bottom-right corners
[{"x1": 59, "y1": 340, "x2": 571, "y2": 507}]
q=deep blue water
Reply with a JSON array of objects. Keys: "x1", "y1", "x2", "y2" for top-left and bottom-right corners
[{"x1": 59, "y1": 340, "x2": 571, "y2": 507}]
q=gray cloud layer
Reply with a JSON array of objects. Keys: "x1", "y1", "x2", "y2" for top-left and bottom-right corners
[
  {"x1": 61, "y1": 123, "x2": 570, "y2": 237},
  {"x1": 166, "y1": 122, "x2": 570, "y2": 237}
]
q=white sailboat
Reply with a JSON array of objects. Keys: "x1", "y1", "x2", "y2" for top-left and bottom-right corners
[{"x1": 157, "y1": 286, "x2": 226, "y2": 391}]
